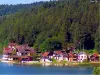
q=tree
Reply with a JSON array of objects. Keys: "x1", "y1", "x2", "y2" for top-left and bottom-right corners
[{"x1": 39, "y1": 37, "x2": 62, "y2": 52}]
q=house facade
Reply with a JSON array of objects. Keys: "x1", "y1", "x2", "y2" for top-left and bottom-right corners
[
  {"x1": 90, "y1": 53, "x2": 99, "y2": 61},
  {"x1": 41, "y1": 50, "x2": 68, "y2": 62},
  {"x1": 78, "y1": 52, "x2": 87, "y2": 62},
  {"x1": 41, "y1": 52, "x2": 51, "y2": 62}
]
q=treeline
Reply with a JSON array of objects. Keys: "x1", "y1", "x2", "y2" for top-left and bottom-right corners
[
  {"x1": 0, "y1": 0, "x2": 99, "y2": 52},
  {"x1": 0, "y1": 1, "x2": 45, "y2": 16}
]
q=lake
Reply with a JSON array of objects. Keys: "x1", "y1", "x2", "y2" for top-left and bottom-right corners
[{"x1": 0, "y1": 62, "x2": 93, "y2": 75}]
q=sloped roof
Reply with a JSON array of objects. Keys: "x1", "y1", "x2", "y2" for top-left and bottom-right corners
[
  {"x1": 3, "y1": 47, "x2": 12, "y2": 53},
  {"x1": 16, "y1": 45, "x2": 25, "y2": 53},
  {"x1": 16, "y1": 45, "x2": 34, "y2": 53},
  {"x1": 42, "y1": 52, "x2": 49, "y2": 57},
  {"x1": 55, "y1": 51, "x2": 63, "y2": 55},
  {"x1": 8, "y1": 43, "x2": 17, "y2": 47},
  {"x1": 78, "y1": 52, "x2": 87, "y2": 55},
  {"x1": 93, "y1": 53, "x2": 98, "y2": 57},
  {"x1": 68, "y1": 52, "x2": 74, "y2": 57}
]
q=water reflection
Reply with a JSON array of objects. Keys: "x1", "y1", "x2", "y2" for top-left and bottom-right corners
[{"x1": 0, "y1": 62, "x2": 93, "y2": 74}]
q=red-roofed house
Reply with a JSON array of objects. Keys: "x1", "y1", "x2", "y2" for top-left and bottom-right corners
[
  {"x1": 3, "y1": 47, "x2": 12, "y2": 54},
  {"x1": 90, "y1": 53, "x2": 99, "y2": 61},
  {"x1": 41, "y1": 52, "x2": 52, "y2": 62},
  {"x1": 42, "y1": 52, "x2": 49, "y2": 57},
  {"x1": 2, "y1": 43, "x2": 35, "y2": 62},
  {"x1": 53, "y1": 51, "x2": 65, "y2": 61}
]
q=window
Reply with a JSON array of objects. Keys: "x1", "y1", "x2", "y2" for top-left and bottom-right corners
[
  {"x1": 81, "y1": 56, "x2": 83, "y2": 58},
  {"x1": 84, "y1": 56, "x2": 86, "y2": 59}
]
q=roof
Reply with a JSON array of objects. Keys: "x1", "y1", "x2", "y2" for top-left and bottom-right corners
[
  {"x1": 68, "y1": 52, "x2": 74, "y2": 57},
  {"x1": 3, "y1": 47, "x2": 12, "y2": 53},
  {"x1": 78, "y1": 52, "x2": 87, "y2": 55},
  {"x1": 55, "y1": 51, "x2": 63, "y2": 55},
  {"x1": 3, "y1": 43, "x2": 34, "y2": 54},
  {"x1": 16, "y1": 45, "x2": 25, "y2": 53},
  {"x1": 16, "y1": 45, "x2": 34, "y2": 53},
  {"x1": 93, "y1": 53, "x2": 98, "y2": 57},
  {"x1": 8, "y1": 43, "x2": 17, "y2": 47},
  {"x1": 42, "y1": 52, "x2": 49, "y2": 57}
]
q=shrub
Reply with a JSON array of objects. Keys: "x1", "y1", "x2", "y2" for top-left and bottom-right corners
[{"x1": 93, "y1": 67, "x2": 100, "y2": 75}]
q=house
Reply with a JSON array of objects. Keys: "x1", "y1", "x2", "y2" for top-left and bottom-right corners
[
  {"x1": 53, "y1": 51, "x2": 65, "y2": 61},
  {"x1": 73, "y1": 53, "x2": 78, "y2": 62},
  {"x1": 53, "y1": 50, "x2": 68, "y2": 61},
  {"x1": 68, "y1": 52, "x2": 74, "y2": 62},
  {"x1": 2, "y1": 43, "x2": 34, "y2": 62},
  {"x1": 41, "y1": 50, "x2": 67, "y2": 62},
  {"x1": 15, "y1": 45, "x2": 34, "y2": 61},
  {"x1": 90, "y1": 53, "x2": 99, "y2": 61},
  {"x1": 78, "y1": 52, "x2": 87, "y2": 62},
  {"x1": 41, "y1": 52, "x2": 51, "y2": 62},
  {"x1": 3, "y1": 47, "x2": 13, "y2": 61}
]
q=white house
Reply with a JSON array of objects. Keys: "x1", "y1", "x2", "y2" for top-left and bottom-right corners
[{"x1": 78, "y1": 52, "x2": 87, "y2": 62}]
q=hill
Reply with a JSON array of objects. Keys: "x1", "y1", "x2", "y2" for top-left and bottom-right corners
[{"x1": 0, "y1": 0, "x2": 99, "y2": 52}]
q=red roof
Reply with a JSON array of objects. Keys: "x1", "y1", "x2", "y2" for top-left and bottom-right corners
[
  {"x1": 93, "y1": 53, "x2": 98, "y2": 57},
  {"x1": 3, "y1": 47, "x2": 12, "y2": 53},
  {"x1": 42, "y1": 52, "x2": 49, "y2": 57},
  {"x1": 69, "y1": 52, "x2": 74, "y2": 58},
  {"x1": 55, "y1": 51, "x2": 63, "y2": 55}
]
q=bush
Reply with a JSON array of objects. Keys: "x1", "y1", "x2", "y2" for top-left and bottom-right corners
[
  {"x1": 61, "y1": 60, "x2": 67, "y2": 65},
  {"x1": 93, "y1": 67, "x2": 100, "y2": 75},
  {"x1": 51, "y1": 58, "x2": 57, "y2": 63},
  {"x1": 83, "y1": 59, "x2": 89, "y2": 63}
]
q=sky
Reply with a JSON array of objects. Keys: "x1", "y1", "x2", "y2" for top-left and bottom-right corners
[{"x1": 0, "y1": 0, "x2": 50, "y2": 5}]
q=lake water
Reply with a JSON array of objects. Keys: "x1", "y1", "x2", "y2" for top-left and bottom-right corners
[{"x1": 0, "y1": 62, "x2": 93, "y2": 75}]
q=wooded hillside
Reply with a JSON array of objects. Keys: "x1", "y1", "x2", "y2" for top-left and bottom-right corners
[{"x1": 0, "y1": 0, "x2": 99, "y2": 52}]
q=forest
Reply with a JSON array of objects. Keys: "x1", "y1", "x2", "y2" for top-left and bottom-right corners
[
  {"x1": 0, "y1": 1, "x2": 44, "y2": 16},
  {"x1": 0, "y1": 0, "x2": 99, "y2": 53}
]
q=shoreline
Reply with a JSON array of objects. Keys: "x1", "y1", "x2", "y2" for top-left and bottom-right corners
[{"x1": 0, "y1": 58, "x2": 100, "y2": 67}]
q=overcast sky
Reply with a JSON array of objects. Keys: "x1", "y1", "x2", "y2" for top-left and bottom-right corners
[{"x1": 0, "y1": 0, "x2": 50, "y2": 5}]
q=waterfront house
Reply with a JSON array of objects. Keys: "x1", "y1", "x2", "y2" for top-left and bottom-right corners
[
  {"x1": 73, "y1": 53, "x2": 78, "y2": 62},
  {"x1": 41, "y1": 52, "x2": 51, "y2": 62},
  {"x1": 78, "y1": 52, "x2": 87, "y2": 62},
  {"x1": 41, "y1": 50, "x2": 67, "y2": 62},
  {"x1": 2, "y1": 43, "x2": 34, "y2": 62},
  {"x1": 90, "y1": 53, "x2": 99, "y2": 61},
  {"x1": 53, "y1": 51, "x2": 67, "y2": 61},
  {"x1": 15, "y1": 45, "x2": 34, "y2": 61},
  {"x1": 3, "y1": 47, "x2": 13, "y2": 61}
]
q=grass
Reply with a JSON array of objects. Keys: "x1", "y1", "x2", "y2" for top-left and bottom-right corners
[{"x1": 32, "y1": 62, "x2": 42, "y2": 66}]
